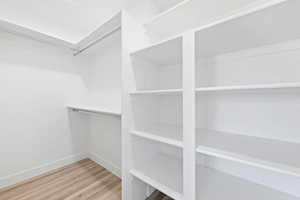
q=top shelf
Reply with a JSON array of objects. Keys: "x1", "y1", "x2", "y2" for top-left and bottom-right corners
[
  {"x1": 145, "y1": 0, "x2": 300, "y2": 58},
  {"x1": 195, "y1": 0, "x2": 300, "y2": 57},
  {"x1": 145, "y1": 0, "x2": 291, "y2": 39}
]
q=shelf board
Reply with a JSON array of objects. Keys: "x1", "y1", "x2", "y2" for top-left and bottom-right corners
[
  {"x1": 196, "y1": 129, "x2": 300, "y2": 177},
  {"x1": 131, "y1": 129, "x2": 183, "y2": 148},
  {"x1": 195, "y1": 82, "x2": 300, "y2": 92},
  {"x1": 195, "y1": 0, "x2": 300, "y2": 57},
  {"x1": 0, "y1": 19, "x2": 74, "y2": 49},
  {"x1": 197, "y1": 165, "x2": 298, "y2": 200},
  {"x1": 130, "y1": 36, "x2": 182, "y2": 66},
  {"x1": 130, "y1": 89, "x2": 182, "y2": 95},
  {"x1": 66, "y1": 104, "x2": 121, "y2": 117},
  {"x1": 130, "y1": 154, "x2": 183, "y2": 200},
  {"x1": 145, "y1": 0, "x2": 290, "y2": 39}
]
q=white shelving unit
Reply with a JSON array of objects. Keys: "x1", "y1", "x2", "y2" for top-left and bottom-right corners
[
  {"x1": 122, "y1": 16, "x2": 184, "y2": 199},
  {"x1": 122, "y1": 1, "x2": 300, "y2": 199}
]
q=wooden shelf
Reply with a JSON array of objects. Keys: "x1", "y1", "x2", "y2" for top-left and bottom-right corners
[
  {"x1": 195, "y1": 82, "x2": 300, "y2": 92},
  {"x1": 66, "y1": 104, "x2": 121, "y2": 117},
  {"x1": 131, "y1": 154, "x2": 183, "y2": 200},
  {"x1": 196, "y1": 129, "x2": 300, "y2": 177},
  {"x1": 197, "y1": 165, "x2": 299, "y2": 200},
  {"x1": 130, "y1": 89, "x2": 182, "y2": 95},
  {"x1": 131, "y1": 124, "x2": 183, "y2": 148}
]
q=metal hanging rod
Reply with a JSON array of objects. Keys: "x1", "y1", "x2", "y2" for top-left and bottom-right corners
[{"x1": 73, "y1": 25, "x2": 121, "y2": 56}]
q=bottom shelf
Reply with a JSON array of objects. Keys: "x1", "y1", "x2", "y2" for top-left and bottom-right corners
[
  {"x1": 197, "y1": 165, "x2": 298, "y2": 200},
  {"x1": 131, "y1": 154, "x2": 183, "y2": 200}
]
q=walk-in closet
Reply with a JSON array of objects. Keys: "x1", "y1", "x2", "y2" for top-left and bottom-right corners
[{"x1": 0, "y1": 0, "x2": 299, "y2": 200}]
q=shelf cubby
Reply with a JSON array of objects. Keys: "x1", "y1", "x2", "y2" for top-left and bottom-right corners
[
  {"x1": 196, "y1": 90, "x2": 300, "y2": 197},
  {"x1": 196, "y1": 129, "x2": 300, "y2": 177},
  {"x1": 130, "y1": 36, "x2": 182, "y2": 91},
  {"x1": 195, "y1": 40, "x2": 300, "y2": 90},
  {"x1": 131, "y1": 137, "x2": 183, "y2": 200},
  {"x1": 131, "y1": 95, "x2": 183, "y2": 146},
  {"x1": 195, "y1": 0, "x2": 300, "y2": 90},
  {"x1": 196, "y1": 158, "x2": 299, "y2": 200},
  {"x1": 194, "y1": 0, "x2": 300, "y2": 58}
]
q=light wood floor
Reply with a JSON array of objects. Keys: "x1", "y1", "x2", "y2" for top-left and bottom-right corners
[{"x1": 0, "y1": 159, "x2": 121, "y2": 200}]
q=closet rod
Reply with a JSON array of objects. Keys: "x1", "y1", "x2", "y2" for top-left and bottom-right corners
[
  {"x1": 71, "y1": 108, "x2": 121, "y2": 117},
  {"x1": 73, "y1": 26, "x2": 121, "y2": 56}
]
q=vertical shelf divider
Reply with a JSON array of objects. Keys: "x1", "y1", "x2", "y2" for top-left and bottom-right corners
[
  {"x1": 182, "y1": 31, "x2": 196, "y2": 200},
  {"x1": 121, "y1": 12, "x2": 133, "y2": 200},
  {"x1": 121, "y1": 11, "x2": 151, "y2": 200}
]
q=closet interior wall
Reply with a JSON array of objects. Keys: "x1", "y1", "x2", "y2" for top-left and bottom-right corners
[
  {"x1": 0, "y1": 26, "x2": 122, "y2": 188},
  {"x1": 0, "y1": 30, "x2": 89, "y2": 188}
]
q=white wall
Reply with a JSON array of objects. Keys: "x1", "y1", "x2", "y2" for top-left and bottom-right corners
[
  {"x1": 0, "y1": 26, "x2": 122, "y2": 188},
  {"x1": 0, "y1": 30, "x2": 90, "y2": 188},
  {"x1": 88, "y1": 114, "x2": 122, "y2": 177}
]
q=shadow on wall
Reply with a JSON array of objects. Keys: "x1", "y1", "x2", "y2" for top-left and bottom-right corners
[{"x1": 67, "y1": 109, "x2": 90, "y2": 156}]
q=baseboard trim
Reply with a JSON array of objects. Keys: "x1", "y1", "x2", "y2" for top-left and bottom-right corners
[
  {"x1": 0, "y1": 153, "x2": 87, "y2": 189},
  {"x1": 88, "y1": 152, "x2": 121, "y2": 178}
]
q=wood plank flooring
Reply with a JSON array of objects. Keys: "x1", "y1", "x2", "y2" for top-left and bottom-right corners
[{"x1": 0, "y1": 159, "x2": 121, "y2": 200}]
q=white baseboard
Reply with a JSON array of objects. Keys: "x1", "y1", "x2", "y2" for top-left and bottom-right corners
[
  {"x1": 0, "y1": 153, "x2": 87, "y2": 189},
  {"x1": 88, "y1": 152, "x2": 121, "y2": 178}
]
